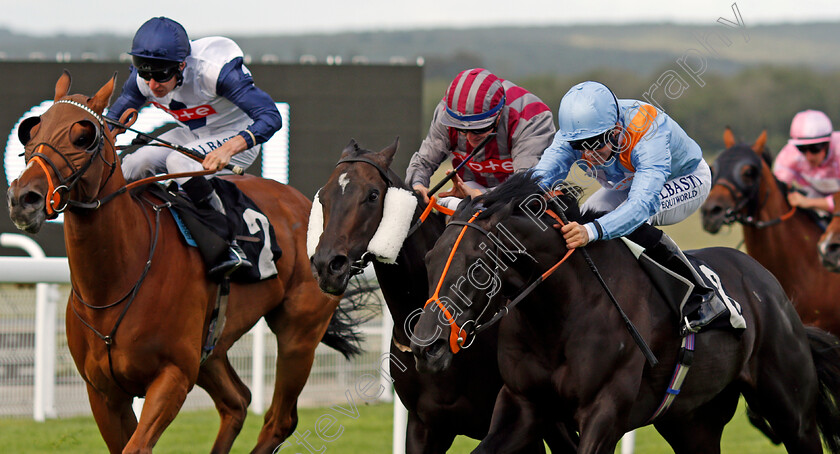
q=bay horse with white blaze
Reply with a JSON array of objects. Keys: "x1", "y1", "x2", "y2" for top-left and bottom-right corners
[
  {"x1": 411, "y1": 172, "x2": 840, "y2": 454},
  {"x1": 308, "y1": 140, "x2": 573, "y2": 452},
  {"x1": 6, "y1": 72, "x2": 359, "y2": 453},
  {"x1": 700, "y1": 128, "x2": 840, "y2": 335}
]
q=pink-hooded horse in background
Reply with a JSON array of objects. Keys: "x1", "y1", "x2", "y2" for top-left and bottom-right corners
[{"x1": 701, "y1": 128, "x2": 840, "y2": 335}]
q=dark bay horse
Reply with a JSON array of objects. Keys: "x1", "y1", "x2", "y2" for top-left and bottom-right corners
[
  {"x1": 308, "y1": 140, "x2": 505, "y2": 452},
  {"x1": 700, "y1": 128, "x2": 840, "y2": 335},
  {"x1": 410, "y1": 172, "x2": 840, "y2": 453},
  {"x1": 818, "y1": 192, "x2": 840, "y2": 271},
  {"x1": 308, "y1": 141, "x2": 569, "y2": 452},
  {"x1": 6, "y1": 72, "x2": 358, "y2": 453}
]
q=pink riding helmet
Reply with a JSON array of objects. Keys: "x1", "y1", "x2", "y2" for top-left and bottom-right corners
[{"x1": 789, "y1": 110, "x2": 833, "y2": 146}]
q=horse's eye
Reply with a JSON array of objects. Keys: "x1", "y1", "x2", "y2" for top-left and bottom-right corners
[
  {"x1": 368, "y1": 189, "x2": 380, "y2": 202},
  {"x1": 742, "y1": 166, "x2": 758, "y2": 179},
  {"x1": 70, "y1": 120, "x2": 99, "y2": 152}
]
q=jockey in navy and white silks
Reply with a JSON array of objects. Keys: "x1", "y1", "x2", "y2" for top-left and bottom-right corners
[
  {"x1": 106, "y1": 18, "x2": 281, "y2": 183},
  {"x1": 406, "y1": 68, "x2": 555, "y2": 209},
  {"x1": 534, "y1": 81, "x2": 733, "y2": 335},
  {"x1": 106, "y1": 17, "x2": 282, "y2": 278}
]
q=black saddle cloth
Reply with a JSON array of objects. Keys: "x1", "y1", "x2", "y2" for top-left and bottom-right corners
[{"x1": 143, "y1": 179, "x2": 283, "y2": 283}]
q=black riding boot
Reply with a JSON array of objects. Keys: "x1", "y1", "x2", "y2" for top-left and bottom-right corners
[
  {"x1": 181, "y1": 177, "x2": 252, "y2": 279},
  {"x1": 628, "y1": 225, "x2": 727, "y2": 335}
]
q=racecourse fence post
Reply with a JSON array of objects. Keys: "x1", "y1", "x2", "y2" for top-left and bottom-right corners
[
  {"x1": 621, "y1": 430, "x2": 636, "y2": 454},
  {"x1": 251, "y1": 319, "x2": 267, "y2": 414},
  {"x1": 392, "y1": 393, "x2": 408, "y2": 454},
  {"x1": 380, "y1": 307, "x2": 394, "y2": 403},
  {"x1": 0, "y1": 233, "x2": 58, "y2": 422}
]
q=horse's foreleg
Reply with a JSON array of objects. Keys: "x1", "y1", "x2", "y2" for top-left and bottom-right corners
[
  {"x1": 405, "y1": 412, "x2": 457, "y2": 454},
  {"x1": 253, "y1": 288, "x2": 338, "y2": 453},
  {"x1": 575, "y1": 391, "x2": 628, "y2": 454},
  {"x1": 473, "y1": 386, "x2": 545, "y2": 454},
  {"x1": 85, "y1": 383, "x2": 137, "y2": 454},
  {"x1": 123, "y1": 364, "x2": 192, "y2": 454},
  {"x1": 196, "y1": 354, "x2": 252, "y2": 454}
]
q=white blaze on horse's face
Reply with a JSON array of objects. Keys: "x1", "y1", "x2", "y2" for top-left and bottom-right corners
[
  {"x1": 20, "y1": 160, "x2": 36, "y2": 178},
  {"x1": 338, "y1": 172, "x2": 350, "y2": 194}
]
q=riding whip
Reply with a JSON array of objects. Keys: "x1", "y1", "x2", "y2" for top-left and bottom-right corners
[
  {"x1": 103, "y1": 117, "x2": 244, "y2": 175},
  {"x1": 406, "y1": 133, "x2": 497, "y2": 238},
  {"x1": 548, "y1": 198, "x2": 659, "y2": 367},
  {"x1": 426, "y1": 133, "x2": 497, "y2": 198}
]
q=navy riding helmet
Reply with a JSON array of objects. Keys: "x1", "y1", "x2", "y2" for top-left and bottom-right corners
[{"x1": 129, "y1": 17, "x2": 191, "y2": 82}]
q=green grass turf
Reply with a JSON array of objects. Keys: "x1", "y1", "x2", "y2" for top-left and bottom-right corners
[{"x1": 0, "y1": 398, "x2": 788, "y2": 453}]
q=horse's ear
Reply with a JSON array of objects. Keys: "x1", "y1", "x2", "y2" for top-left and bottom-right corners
[
  {"x1": 752, "y1": 130, "x2": 768, "y2": 155},
  {"x1": 340, "y1": 139, "x2": 359, "y2": 158},
  {"x1": 54, "y1": 70, "x2": 71, "y2": 101},
  {"x1": 88, "y1": 72, "x2": 117, "y2": 115},
  {"x1": 380, "y1": 137, "x2": 399, "y2": 166},
  {"x1": 723, "y1": 127, "x2": 736, "y2": 149}
]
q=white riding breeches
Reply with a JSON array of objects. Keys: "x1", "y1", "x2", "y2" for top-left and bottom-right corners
[
  {"x1": 121, "y1": 127, "x2": 261, "y2": 184},
  {"x1": 582, "y1": 159, "x2": 712, "y2": 227}
]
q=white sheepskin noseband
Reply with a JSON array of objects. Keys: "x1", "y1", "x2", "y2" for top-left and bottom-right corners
[
  {"x1": 366, "y1": 187, "x2": 418, "y2": 263},
  {"x1": 306, "y1": 187, "x2": 418, "y2": 264},
  {"x1": 307, "y1": 191, "x2": 324, "y2": 258}
]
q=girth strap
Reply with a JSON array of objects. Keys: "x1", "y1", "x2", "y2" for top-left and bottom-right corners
[{"x1": 647, "y1": 333, "x2": 696, "y2": 423}]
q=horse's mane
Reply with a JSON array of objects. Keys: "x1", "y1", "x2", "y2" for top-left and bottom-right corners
[{"x1": 459, "y1": 171, "x2": 600, "y2": 224}]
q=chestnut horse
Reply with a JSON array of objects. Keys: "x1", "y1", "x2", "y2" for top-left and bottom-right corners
[
  {"x1": 700, "y1": 128, "x2": 840, "y2": 335},
  {"x1": 308, "y1": 141, "x2": 572, "y2": 452},
  {"x1": 7, "y1": 72, "x2": 357, "y2": 453},
  {"x1": 818, "y1": 192, "x2": 840, "y2": 271},
  {"x1": 411, "y1": 172, "x2": 840, "y2": 453}
]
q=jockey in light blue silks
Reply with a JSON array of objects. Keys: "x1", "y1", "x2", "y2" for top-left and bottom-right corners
[{"x1": 533, "y1": 81, "x2": 734, "y2": 334}]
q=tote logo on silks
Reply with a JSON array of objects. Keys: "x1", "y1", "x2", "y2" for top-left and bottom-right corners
[
  {"x1": 452, "y1": 151, "x2": 514, "y2": 173},
  {"x1": 150, "y1": 101, "x2": 217, "y2": 122}
]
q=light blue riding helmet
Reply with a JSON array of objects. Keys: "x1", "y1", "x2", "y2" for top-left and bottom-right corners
[{"x1": 555, "y1": 81, "x2": 620, "y2": 141}]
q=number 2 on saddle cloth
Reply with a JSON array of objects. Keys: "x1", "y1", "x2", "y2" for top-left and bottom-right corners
[{"x1": 150, "y1": 178, "x2": 283, "y2": 283}]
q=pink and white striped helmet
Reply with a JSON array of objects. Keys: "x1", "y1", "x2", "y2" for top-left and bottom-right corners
[
  {"x1": 789, "y1": 110, "x2": 833, "y2": 146},
  {"x1": 440, "y1": 68, "x2": 506, "y2": 130}
]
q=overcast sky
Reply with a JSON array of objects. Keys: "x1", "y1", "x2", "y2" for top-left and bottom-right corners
[{"x1": 3, "y1": 0, "x2": 839, "y2": 37}]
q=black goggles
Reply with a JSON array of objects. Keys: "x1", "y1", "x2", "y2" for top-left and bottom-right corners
[
  {"x1": 455, "y1": 123, "x2": 496, "y2": 136},
  {"x1": 569, "y1": 129, "x2": 613, "y2": 151},
  {"x1": 137, "y1": 66, "x2": 180, "y2": 83},
  {"x1": 796, "y1": 142, "x2": 829, "y2": 155}
]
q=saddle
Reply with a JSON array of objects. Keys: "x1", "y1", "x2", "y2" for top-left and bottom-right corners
[
  {"x1": 620, "y1": 238, "x2": 746, "y2": 334},
  {"x1": 143, "y1": 180, "x2": 283, "y2": 283}
]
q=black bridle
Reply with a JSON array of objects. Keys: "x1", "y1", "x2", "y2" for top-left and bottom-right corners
[{"x1": 332, "y1": 155, "x2": 400, "y2": 274}]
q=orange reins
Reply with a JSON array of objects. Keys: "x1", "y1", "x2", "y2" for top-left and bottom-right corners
[{"x1": 425, "y1": 207, "x2": 576, "y2": 354}]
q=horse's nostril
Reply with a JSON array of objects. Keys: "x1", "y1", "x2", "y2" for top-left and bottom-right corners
[
  {"x1": 328, "y1": 256, "x2": 348, "y2": 274},
  {"x1": 21, "y1": 191, "x2": 43, "y2": 208},
  {"x1": 827, "y1": 243, "x2": 840, "y2": 255}
]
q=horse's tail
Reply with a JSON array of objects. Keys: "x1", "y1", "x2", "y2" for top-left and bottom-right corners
[
  {"x1": 320, "y1": 275, "x2": 381, "y2": 359},
  {"x1": 806, "y1": 325, "x2": 840, "y2": 453}
]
